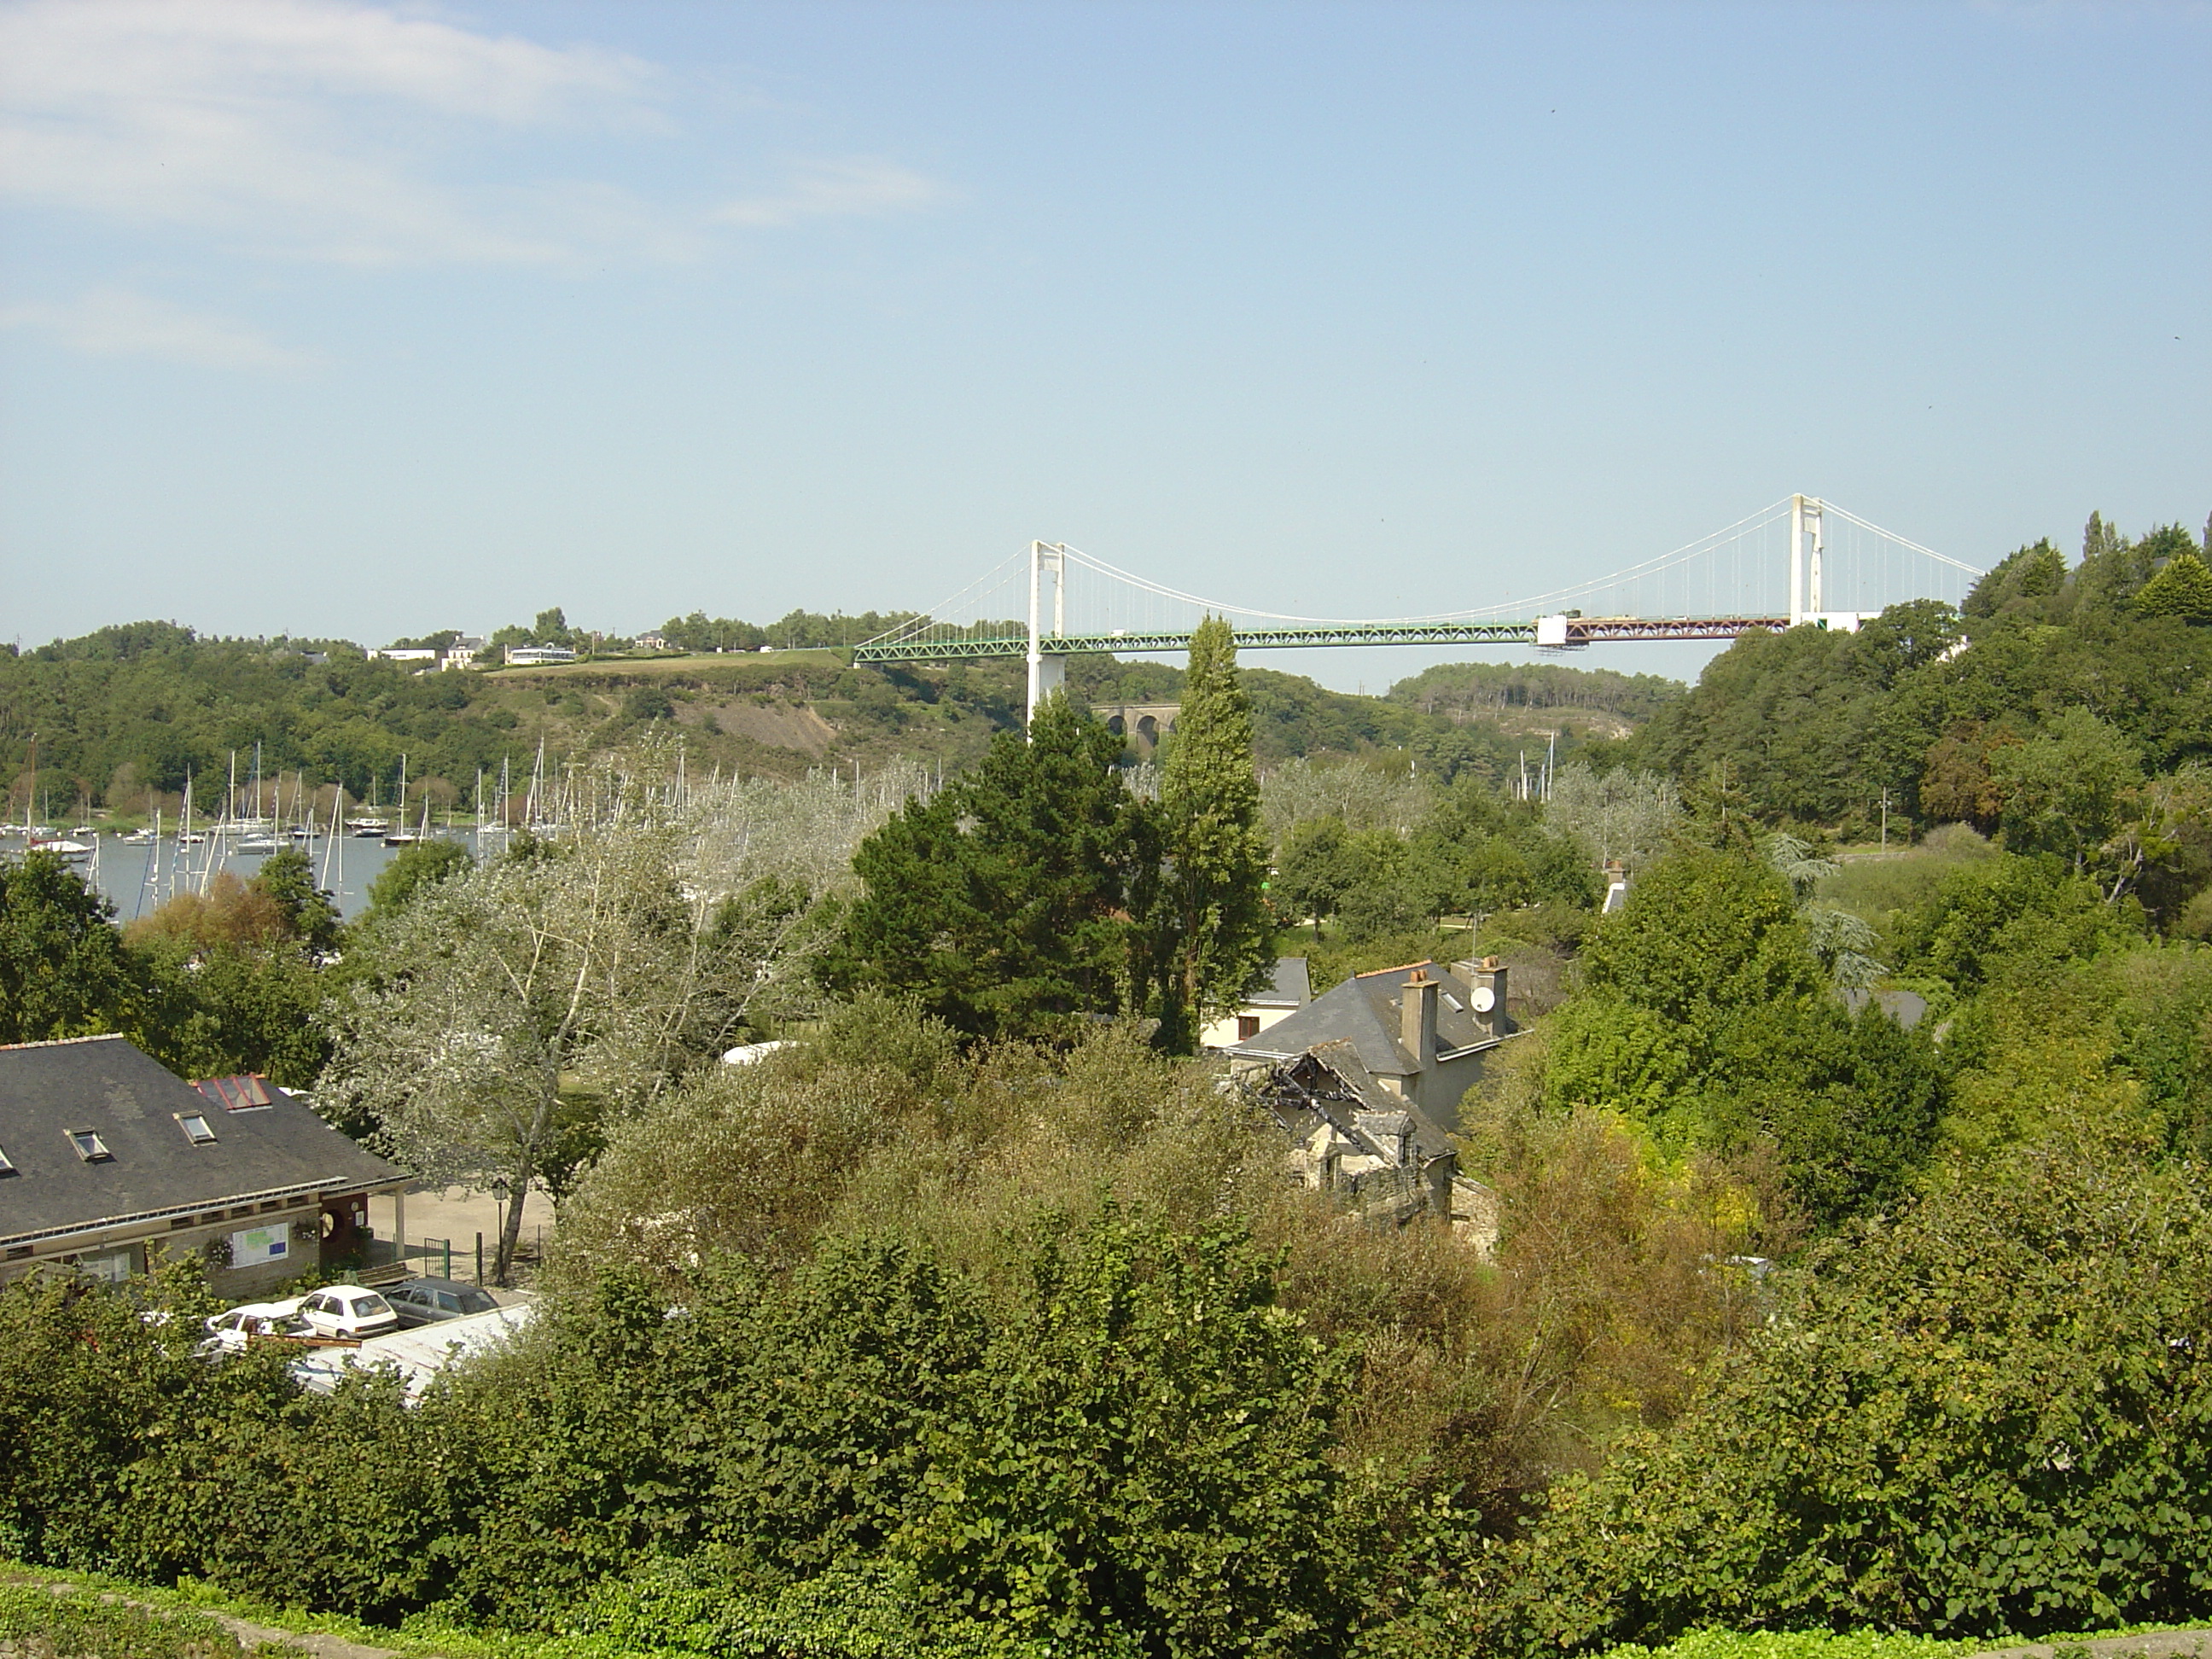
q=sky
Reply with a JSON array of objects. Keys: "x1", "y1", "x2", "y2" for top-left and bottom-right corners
[{"x1": 2, "y1": 0, "x2": 2208, "y2": 691}]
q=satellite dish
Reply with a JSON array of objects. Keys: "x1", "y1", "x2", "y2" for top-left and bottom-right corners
[{"x1": 1470, "y1": 986, "x2": 1496, "y2": 1013}]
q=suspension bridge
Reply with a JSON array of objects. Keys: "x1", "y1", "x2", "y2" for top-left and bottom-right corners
[{"x1": 850, "y1": 495, "x2": 1982, "y2": 718}]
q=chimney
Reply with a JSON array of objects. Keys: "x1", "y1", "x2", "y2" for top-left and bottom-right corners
[
  {"x1": 1469, "y1": 956, "x2": 1509, "y2": 1037},
  {"x1": 1400, "y1": 968, "x2": 1439, "y2": 1069}
]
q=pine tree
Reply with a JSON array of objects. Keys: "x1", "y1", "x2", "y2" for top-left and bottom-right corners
[
  {"x1": 1152, "y1": 617, "x2": 1272, "y2": 1053},
  {"x1": 832, "y1": 692, "x2": 1149, "y2": 1041},
  {"x1": 2133, "y1": 550, "x2": 2212, "y2": 622}
]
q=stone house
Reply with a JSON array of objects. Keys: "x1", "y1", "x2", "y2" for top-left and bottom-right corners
[{"x1": 1221, "y1": 957, "x2": 1520, "y2": 1132}]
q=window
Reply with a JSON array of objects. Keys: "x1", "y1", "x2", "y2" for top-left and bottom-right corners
[
  {"x1": 169, "y1": 1216, "x2": 195, "y2": 1230},
  {"x1": 0, "y1": 1143, "x2": 15, "y2": 1176},
  {"x1": 195, "y1": 1074, "x2": 273, "y2": 1112},
  {"x1": 67, "y1": 1130, "x2": 112, "y2": 1163},
  {"x1": 176, "y1": 1113, "x2": 217, "y2": 1145},
  {"x1": 1237, "y1": 1015, "x2": 1261, "y2": 1040}
]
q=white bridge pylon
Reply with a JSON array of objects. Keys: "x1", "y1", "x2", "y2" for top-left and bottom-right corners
[{"x1": 848, "y1": 495, "x2": 1984, "y2": 719}]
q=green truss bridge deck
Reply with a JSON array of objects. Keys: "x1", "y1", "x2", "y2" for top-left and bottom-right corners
[{"x1": 853, "y1": 615, "x2": 1794, "y2": 663}]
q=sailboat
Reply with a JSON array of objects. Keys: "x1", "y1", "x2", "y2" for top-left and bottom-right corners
[
  {"x1": 349, "y1": 771, "x2": 391, "y2": 837},
  {"x1": 383, "y1": 756, "x2": 420, "y2": 846}
]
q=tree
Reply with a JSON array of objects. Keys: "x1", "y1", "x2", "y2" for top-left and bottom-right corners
[
  {"x1": 364, "y1": 839, "x2": 471, "y2": 918},
  {"x1": 323, "y1": 818, "x2": 748, "y2": 1282},
  {"x1": 248, "y1": 847, "x2": 341, "y2": 952},
  {"x1": 1990, "y1": 707, "x2": 2142, "y2": 871},
  {"x1": 1153, "y1": 618, "x2": 1272, "y2": 1051},
  {"x1": 834, "y1": 694, "x2": 1150, "y2": 1042},
  {"x1": 2134, "y1": 550, "x2": 2212, "y2": 622},
  {"x1": 1272, "y1": 817, "x2": 1358, "y2": 939},
  {"x1": 0, "y1": 852, "x2": 143, "y2": 1044}
]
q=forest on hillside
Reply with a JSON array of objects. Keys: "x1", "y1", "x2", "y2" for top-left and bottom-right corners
[{"x1": 0, "y1": 624, "x2": 1657, "y2": 823}]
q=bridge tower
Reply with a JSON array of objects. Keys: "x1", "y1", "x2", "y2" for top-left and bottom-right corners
[
  {"x1": 1027, "y1": 539, "x2": 1068, "y2": 727},
  {"x1": 1788, "y1": 494, "x2": 1826, "y2": 626}
]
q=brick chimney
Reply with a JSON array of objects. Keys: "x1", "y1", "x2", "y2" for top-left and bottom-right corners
[
  {"x1": 1468, "y1": 956, "x2": 1509, "y2": 1037},
  {"x1": 1400, "y1": 967, "x2": 1439, "y2": 1069}
]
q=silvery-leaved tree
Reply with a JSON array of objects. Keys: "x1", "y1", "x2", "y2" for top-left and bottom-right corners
[{"x1": 322, "y1": 752, "x2": 921, "y2": 1282}]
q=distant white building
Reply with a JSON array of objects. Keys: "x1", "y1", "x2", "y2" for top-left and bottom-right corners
[
  {"x1": 440, "y1": 635, "x2": 486, "y2": 671},
  {"x1": 505, "y1": 645, "x2": 578, "y2": 665},
  {"x1": 635, "y1": 632, "x2": 670, "y2": 651},
  {"x1": 370, "y1": 648, "x2": 439, "y2": 667}
]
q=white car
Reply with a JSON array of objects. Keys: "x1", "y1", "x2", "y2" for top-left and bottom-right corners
[
  {"x1": 201, "y1": 1297, "x2": 308, "y2": 1354},
  {"x1": 296, "y1": 1285, "x2": 400, "y2": 1342}
]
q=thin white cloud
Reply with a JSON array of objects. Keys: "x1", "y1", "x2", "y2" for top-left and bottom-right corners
[
  {"x1": 0, "y1": 288, "x2": 323, "y2": 370},
  {"x1": 715, "y1": 159, "x2": 952, "y2": 229},
  {"x1": 0, "y1": 0, "x2": 950, "y2": 267}
]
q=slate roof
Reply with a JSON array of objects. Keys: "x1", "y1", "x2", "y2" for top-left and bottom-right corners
[
  {"x1": 1250, "y1": 957, "x2": 1312, "y2": 1010},
  {"x1": 1225, "y1": 959, "x2": 1512, "y2": 1076},
  {"x1": 0, "y1": 1035, "x2": 404, "y2": 1246}
]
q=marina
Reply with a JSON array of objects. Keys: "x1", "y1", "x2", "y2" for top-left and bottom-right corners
[{"x1": 0, "y1": 823, "x2": 491, "y2": 923}]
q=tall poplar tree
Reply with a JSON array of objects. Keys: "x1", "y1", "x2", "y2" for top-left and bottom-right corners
[{"x1": 1153, "y1": 616, "x2": 1272, "y2": 1052}]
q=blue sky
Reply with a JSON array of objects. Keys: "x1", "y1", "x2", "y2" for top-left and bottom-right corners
[{"x1": 2, "y1": 0, "x2": 2207, "y2": 690}]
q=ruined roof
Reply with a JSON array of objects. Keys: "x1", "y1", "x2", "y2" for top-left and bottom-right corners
[
  {"x1": 0, "y1": 1035, "x2": 403, "y2": 1244},
  {"x1": 1224, "y1": 959, "x2": 1511, "y2": 1076},
  {"x1": 1255, "y1": 1043, "x2": 1458, "y2": 1172}
]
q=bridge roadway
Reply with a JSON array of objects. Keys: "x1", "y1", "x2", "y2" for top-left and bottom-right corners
[{"x1": 852, "y1": 615, "x2": 1795, "y2": 663}]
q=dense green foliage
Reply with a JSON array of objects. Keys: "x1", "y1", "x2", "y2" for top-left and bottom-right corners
[{"x1": 1505, "y1": 1136, "x2": 2212, "y2": 1648}]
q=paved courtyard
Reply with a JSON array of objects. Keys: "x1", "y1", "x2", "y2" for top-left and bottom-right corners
[{"x1": 366, "y1": 1182, "x2": 556, "y2": 1286}]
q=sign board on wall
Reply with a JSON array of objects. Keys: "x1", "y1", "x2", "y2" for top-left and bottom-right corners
[{"x1": 230, "y1": 1225, "x2": 290, "y2": 1266}]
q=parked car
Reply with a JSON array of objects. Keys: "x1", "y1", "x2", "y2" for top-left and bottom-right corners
[
  {"x1": 201, "y1": 1297, "x2": 309, "y2": 1355},
  {"x1": 384, "y1": 1278, "x2": 502, "y2": 1328},
  {"x1": 296, "y1": 1285, "x2": 400, "y2": 1342}
]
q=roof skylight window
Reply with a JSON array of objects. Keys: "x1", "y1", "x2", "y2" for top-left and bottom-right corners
[
  {"x1": 67, "y1": 1130, "x2": 113, "y2": 1163},
  {"x1": 0, "y1": 1143, "x2": 15, "y2": 1176},
  {"x1": 177, "y1": 1113, "x2": 218, "y2": 1145}
]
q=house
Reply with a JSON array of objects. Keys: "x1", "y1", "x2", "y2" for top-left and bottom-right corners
[
  {"x1": 1200, "y1": 956, "x2": 1313, "y2": 1050},
  {"x1": 504, "y1": 646, "x2": 578, "y2": 666},
  {"x1": 1240, "y1": 1043, "x2": 1499, "y2": 1249},
  {"x1": 440, "y1": 635, "x2": 486, "y2": 671},
  {"x1": 1221, "y1": 957, "x2": 1520, "y2": 1130},
  {"x1": 368, "y1": 648, "x2": 439, "y2": 668},
  {"x1": 0, "y1": 1035, "x2": 407, "y2": 1294},
  {"x1": 634, "y1": 632, "x2": 670, "y2": 652}
]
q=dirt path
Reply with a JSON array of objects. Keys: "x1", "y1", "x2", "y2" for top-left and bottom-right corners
[{"x1": 0, "y1": 1575, "x2": 433, "y2": 1659}]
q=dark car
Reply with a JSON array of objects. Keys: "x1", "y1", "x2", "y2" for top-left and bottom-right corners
[{"x1": 385, "y1": 1278, "x2": 502, "y2": 1328}]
